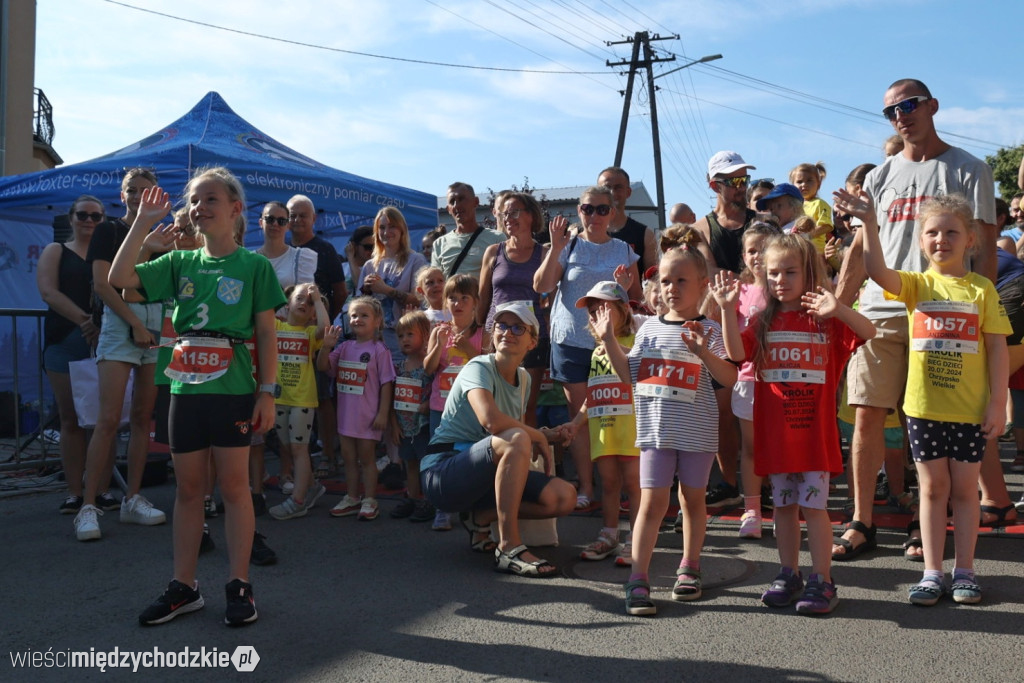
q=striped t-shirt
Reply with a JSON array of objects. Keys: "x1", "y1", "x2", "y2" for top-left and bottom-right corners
[{"x1": 627, "y1": 316, "x2": 725, "y2": 452}]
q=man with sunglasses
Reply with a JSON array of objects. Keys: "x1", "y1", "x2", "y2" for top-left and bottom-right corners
[
  {"x1": 833, "y1": 78, "x2": 1002, "y2": 560},
  {"x1": 693, "y1": 151, "x2": 759, "y2": 276}
]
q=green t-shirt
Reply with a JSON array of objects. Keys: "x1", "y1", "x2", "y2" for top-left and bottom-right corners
[{"x1": 136, "y1": 247, "x2": 286, "y2": 395}]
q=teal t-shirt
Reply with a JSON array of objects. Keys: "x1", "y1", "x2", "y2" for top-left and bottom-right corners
[
  {"x1": 136, "y1": 247, "x2": 286, "y2": 395},
  {"x1": 422, "y1": 354, "x2": 528, "y2": 471}
]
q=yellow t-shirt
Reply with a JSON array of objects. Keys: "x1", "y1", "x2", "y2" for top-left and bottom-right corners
[
  {"x1": 886, "y1": 270, "x2": 1011, "y2": 424},
  {"x1": 588, "y1": 334, "x2": 639, "y2": 459},
  {"x1": 274, "y1": 319, "x2": 323, "y2": 408},
  {"x1": 803, "y1": 197, "x2": 833, "y2": 255}
]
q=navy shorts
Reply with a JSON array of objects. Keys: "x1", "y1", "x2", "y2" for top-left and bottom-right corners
[
  {"x1": 550, "y1": 342, "x2": 593, "y2": 384},
  {"x1": 169, "y1": 393, "x2": 255, "y2": 452},
  {"x1": 43, "y1": 327, "x2": 91, "y2": 373},
  {"x1": 906, "y1": 416, "x2": 984, "y2": 464},
  {"x1": 421, "y1": 437, "x2": 552, "y2": 512},
  {"x1": 399, "y1": 424, "x2": 430, "y2": 462}
]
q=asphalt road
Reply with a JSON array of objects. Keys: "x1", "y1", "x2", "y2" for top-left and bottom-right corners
[{"x1": 3, "y1": 464, "x2": 1023, "y2": 682}]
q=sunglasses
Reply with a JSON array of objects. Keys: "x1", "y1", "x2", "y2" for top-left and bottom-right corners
[
  {"x1": 75, "y1": 211, "x2": 104, "y2": 222},
  {"x1": 716, "y1": 175, "x2": 750, "y2": 189},
  {"x1": 262, "y1": 215, "x2": 289, "y2": 227},
  {"x1": 579, "y1": 203, "x2": 612, "y2": 216},
  {"x1": 494, "y1": 321, "x2": 529, "y2": 336},
  {"x1": 882, "y1": 95, "x2": 930, "y2": 122},
  {"x1": 359, "y1": 242, "x2": 375, "y2": 250}
]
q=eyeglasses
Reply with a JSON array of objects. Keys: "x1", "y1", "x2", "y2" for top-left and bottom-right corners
[
  {"x1": 882, "y1": 95, "x2": 930, "y2": 121},
  {"x1": 262, "y1": 215, "x2": 289, "y2": 227},
  {"x1": 500, "y1": 209, "x2": 522, "y2": 220},
  {"x1": 178, "y1": 223, "x2": 197, "y2": 237},
  {"x1": 359, "y1": 242, "x2": 375, "y2": 250},
  {"x1": 579, "y1": 203, "x2": 612, "y2": 216},
  {"x1": 716, "y1": 175, "x2": 750, "y2": 189},
  {"x1": 494, "y1": 321, "x2": 528, "y2": 336},
  {"x1": 74, "y1": 211, "x2": 104, "y2": 222}
]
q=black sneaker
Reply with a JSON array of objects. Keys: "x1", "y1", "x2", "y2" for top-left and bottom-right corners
[
  {"x1": 874, "y1": 472, "x2": 889, "y2": 502},
  {"x1": 251, "y1": 492, "x2": 267, "y2": 517},
  {"x1": 224, "y1": 579, "x2": 258, "y2": 626},
  {"x1": 705, "y1": 483, "x2": 742, "y2": 508},
  {"x1": 409, "y1": 498, "x2": 436, "y2": 523},
  {"x1": 390, "y1": 497, "x2": 417, "y2": 519},
  {"x1": 139, "y1": 580, "x2": 204, "y2": 625},
  {"x1": 250, "y1": 531, "x2": 277, "y2": 566},
  {"x1": 95, "y1": 492, "x2": 121, "y2": 512},
  {"x1": 200, "y1": 524, "x2": 215, "y2": 554},
  {"x1": 59, "y1": 495, "x2": 83, "y2": 515}
]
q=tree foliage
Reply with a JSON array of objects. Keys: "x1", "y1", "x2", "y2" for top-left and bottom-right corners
[{"x1": 986, "y1": 144, "x2": 1024, "y2": 201}]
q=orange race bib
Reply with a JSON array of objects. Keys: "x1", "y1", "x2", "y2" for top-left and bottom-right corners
[
  {"x1": 165, "y1": 337, "x2": 234, "y2": 384},
  {"x1": 635, "y1": 348, "x2": 701, "y2": 403},
  {"x1": 395, "y1": 376, "x2": 425, "y2": 412},
  {"x1": 336, "y1": 360, "x2": 367, "y2": 395},
  {"x1": 761, "y1": 330, "x2": 827, "y2": 384},
  {"x1": 276, "y1": 330, "x2": 311, "y2": 364},
  {"x1": 586, "y1": 374, "x2": 633, "y2": 418},
  {"x1": 911, "y1": 300, "x2": 979, "y2": 353},
  {"x1": 439, "y1": 362, "x2": 464, "y2": 399}
]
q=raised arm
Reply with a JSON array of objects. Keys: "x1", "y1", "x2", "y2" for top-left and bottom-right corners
[
  {"x1": 834, "y1": 188, "x2": 901, "y2": 297},
  {"x1": 533, "y1": 215, "x2": 569, "y2": 294},
  {"x1": 709, "y1": 271, "x2": 745, "y2": 362}
]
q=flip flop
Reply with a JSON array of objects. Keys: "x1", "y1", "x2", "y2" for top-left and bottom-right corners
[{"x1": 831, "y1": 520, "x2": 877, "y2": 562}]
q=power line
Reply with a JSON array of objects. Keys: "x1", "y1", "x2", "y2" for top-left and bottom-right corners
[{"x1": 102, "y1": 0, "x2": 611, "y2": 75}]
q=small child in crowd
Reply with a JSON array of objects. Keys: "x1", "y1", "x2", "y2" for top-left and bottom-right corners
[
  {"x1": 852, "y1": 190, "x2": 1010, "y2": 606},
  {"x1": 790, "y1": 162, "x2": 833, "y2": 254},
  {"x1": 416, "y1": 265, "x2": 450, "y2": 325},
  {"x1": 320, "y1": 296, "x2": 395, "y2": 522},
  {"x1": 598, "y1": 246, "x2": 737, "y2": 616},
  {"x1": 268, "y1": 283, "x2": 329, "y2": 520},
  {"x1": 389, "y1": 311, "x2": 436, "y2": 522},
  {"x1": 714, "y1": 233, "x2": 874, "y2": 615}
]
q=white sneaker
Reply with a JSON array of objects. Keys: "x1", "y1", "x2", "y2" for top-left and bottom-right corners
[
  {"x1": 120, "y1": 494, "x2": 167, "y2": 526},
  {"x1": 738, "y1": 510, "x2": 762, "y2": 539},
  {"x1": 74, "y1": 504, "x2": 102, "y2": 541}
]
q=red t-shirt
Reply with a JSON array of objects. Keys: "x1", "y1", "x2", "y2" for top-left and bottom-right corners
[{"x1": 742, "y1": 310, "x2": 864, "y2": 476}]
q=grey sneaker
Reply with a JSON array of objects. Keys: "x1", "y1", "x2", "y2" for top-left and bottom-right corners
[
  {"x1": 269, "y1": 496, "x2": 308, "y2": 520},
  {"x1": 74, "y1": 504, "x2": 102, "y2": 541},
  {"x1": 120, "y1": 494, "x2": 167, "y2": 526},
  {"x1": 304, "y1": 484, "x2": 327, "y2": 510}
]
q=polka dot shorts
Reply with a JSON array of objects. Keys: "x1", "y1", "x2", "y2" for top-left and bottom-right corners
[{"x1": 906, "y1": 416, "x2": 984, "y2": 463}]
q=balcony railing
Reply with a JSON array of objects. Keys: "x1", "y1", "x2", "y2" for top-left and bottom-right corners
[{"x1": 33, "y1": 88, "x2": 55, "y2": 146}]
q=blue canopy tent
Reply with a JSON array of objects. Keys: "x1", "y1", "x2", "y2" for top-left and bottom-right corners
[{"x1": 0, "y1": 91, "x2": 437, "y2": 405}]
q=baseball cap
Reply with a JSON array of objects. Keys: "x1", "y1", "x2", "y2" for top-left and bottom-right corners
[
  {"x1": 575, "y1": 281, "x2": 629, "y2": 308},
  {"x1": 755, "y1": 182, "x2": 804, "y2": 211},
  {"x1": 494, "y1": 301, "x2": 540, "y2": 335},
  {"x1": 707, "y1": 151, "x2": 756, "y2": 179}
]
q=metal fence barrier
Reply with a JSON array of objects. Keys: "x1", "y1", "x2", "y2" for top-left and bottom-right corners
[{"x1": 0, "y1": 309, "x2": 56, "y2": 471}]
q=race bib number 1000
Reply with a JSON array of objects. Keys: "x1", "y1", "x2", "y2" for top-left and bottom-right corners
[
  {"x1": 911, "y1": 300, "x2": 979, "y2": 353},
  {"x1": 635, "y1": 348, "x2": 701, "y2": 403}
]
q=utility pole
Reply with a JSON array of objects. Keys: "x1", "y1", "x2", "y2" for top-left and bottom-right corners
[{"x1": 607, "y1": 32, "x2": 721, "y2": 231}]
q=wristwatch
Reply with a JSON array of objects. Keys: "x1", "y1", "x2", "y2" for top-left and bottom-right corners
[{"x1": 258, "y1": 383, "x2": 281, "y2": 398}]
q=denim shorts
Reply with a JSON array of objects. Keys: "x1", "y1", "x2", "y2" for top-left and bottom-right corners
[
  {"x1": 421, "y1": 437, "x2": 552, "y2": 512},
  {"x1": 550, "y1": 342, "x2": 593, "y2": 385},
  {"x1": 94, "y1": 302, "x2": 162, "y2": 366},
  {"x1": 43, "y1": 327, "x2": 91, "y2": 373}
]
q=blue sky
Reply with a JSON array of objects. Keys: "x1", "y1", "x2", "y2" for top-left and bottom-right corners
[{"x1": 35, "y1": 0, "x2": 1024, "y2": 217}]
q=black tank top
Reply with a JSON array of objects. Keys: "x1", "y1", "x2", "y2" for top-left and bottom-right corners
[
  {"x1": 43, "y1": 244, "x2": 93, "y2": 347},
  {"x1": 609, "y1": 216, "x2": 647, "y2": 279},
  {"x1": 707, "y1": 209, "x2": 757, "y2": 273}
]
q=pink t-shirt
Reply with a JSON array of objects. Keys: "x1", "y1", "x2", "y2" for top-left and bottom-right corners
[
  {"x1": 328, "y1": 338, "x2": 396, "y2": 440},
  {"x1": 429, "y1": 327, "x2": 484, "y2": 412},
  {"x1": 736, "y1": 283, "x2": 767, "y2": 382}
]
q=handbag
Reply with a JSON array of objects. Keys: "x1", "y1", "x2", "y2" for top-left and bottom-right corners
[{"x1": 68, "y1": 357, "x2": 133, "y2": 429}]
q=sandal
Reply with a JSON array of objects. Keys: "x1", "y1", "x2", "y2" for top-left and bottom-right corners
[
  {"x1": 902, "y1": 519, "x2": 923, "y2": 562},
  {"x1": 624, "y1": 579, "x2": 656, "y2": 616},
  {"x1": 494, "y1": 544, "x2": 557, "y2": 578},
  {"x1": 575, "y1": 494, "x2": 592, "y2": 511},
  {"x1": 888, "y1": 491, "x2": 917, "y2": 514},
  {"x1": 459, "y1": 511, "x2": 496, "y2": 553},
  {"x1": 980, "y1": 504, "x2": 1017, "y2": 528},
  {"x1": 831, "y1": 520, "x2": 877, "y2": 562},
  {"x1": 672, "y1": 567, "x2": 702, "y2": 602},
  {"x1": 580, "y1": 532, "x2": 618, "y2": 561}
]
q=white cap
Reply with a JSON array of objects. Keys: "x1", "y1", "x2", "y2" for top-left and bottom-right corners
[{"x1": 707, "y1": 150, "x2": 755, "y2": 179}]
